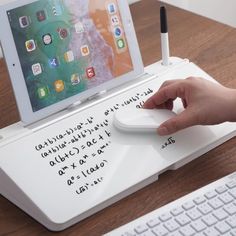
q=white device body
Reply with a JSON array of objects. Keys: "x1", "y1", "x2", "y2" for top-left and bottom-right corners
[{"x1": 1, "y1": 58, "x2": 236, "y2": 231}]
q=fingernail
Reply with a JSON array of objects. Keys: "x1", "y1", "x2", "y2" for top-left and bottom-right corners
[{"x1": 157, "y1": 126, "x2": 169, "y2": 136}]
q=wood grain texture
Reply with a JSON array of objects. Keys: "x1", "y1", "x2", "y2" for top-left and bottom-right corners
[{"x1": 0, "y1": 0, "x2": 236, "y2": 235}]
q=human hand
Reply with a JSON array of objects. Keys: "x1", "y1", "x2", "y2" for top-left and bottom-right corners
[{"x1": 143, "y1": 77, "x2": 236, "y2": 135}]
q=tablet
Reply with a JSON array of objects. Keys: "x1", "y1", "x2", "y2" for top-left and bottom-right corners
[{"x1": 0, "y1": 0, "x2": 143, "y2": 124}]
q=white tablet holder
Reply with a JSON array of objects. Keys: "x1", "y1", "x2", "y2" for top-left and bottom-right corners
[{"x1": 0, "y1": 57, "x2": 235, "y2": 231}]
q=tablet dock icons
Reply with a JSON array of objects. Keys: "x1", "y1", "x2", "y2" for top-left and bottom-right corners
[{"x1": 106, "y1": 2, "x2": 126, "y2": 53}]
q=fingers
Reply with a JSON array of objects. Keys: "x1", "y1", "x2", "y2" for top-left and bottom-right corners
[
  {"x1": 143, "y1": 78, "x2": 202, "y2": 135},
  {"x1": 157, "y1": 109, "x2": 198, "y2": 136},
  {"x1": 143, "y1": 79, "x2": 186, "y2": 109}
]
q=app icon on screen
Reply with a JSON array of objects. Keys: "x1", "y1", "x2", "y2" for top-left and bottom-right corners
[
  {"x1": 57, "y1": 28, "x2": 68, "y2": 39},
  {"x1": 107, "y1": 3, "x2": 116, "y2": 14},
  {"x1": 42, "y1": 34, "x2": 52, "y2": 45},
  {"x1": 64, "y1": 50, "x2": 74, "y2": 62},
  {"x1": 81, "y1": 45, "x2": 90, "y2": 56},
  {"x1": 19, "y1": 16, "x2": 30, "y2": 28},
  {"x1": 71, "y1": 74, "x2": 81, "y2": 85},
  {"x1": 38, "y1": 87, "x2": 49, "y2": 99},
  {"x1": 74, "y1": 22, "x2": 84, "y2": 34},
  {"x1": 114, "y1": 27, "x2": 122, "y2": 38},
  {"x1": 36, "y1": 10, "x2": 46, "y2": 22},
  {"x1": 117, "y1": 38, "x2": 126, "y2": 50},
  {"x1": 86, "y1": 67, "x2": 96, "y2": 79},
  {"x1": 25, "y1": 40, "x2": 36, "y2": 52},
  {"x1": 32, "y1": 63, "x2": 42, "y2": 76},
  {"x1": 48, "y1": 57, "x2": 59, "y2": 68},
  {"x1": 54, "y1": 80, "x2": 65, "y2": 92},
  {"x1": 111, "y1": 15, "x2": 120, "y2": 26}
]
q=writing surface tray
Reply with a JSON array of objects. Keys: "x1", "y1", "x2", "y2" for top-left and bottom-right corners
[{"x1": 0, "y1": 59, "x2": 235, "y2": 231}]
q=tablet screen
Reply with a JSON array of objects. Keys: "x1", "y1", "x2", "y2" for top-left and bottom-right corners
[{"x1": 7, "y1": 0, "x2": 133, "y2": 112}]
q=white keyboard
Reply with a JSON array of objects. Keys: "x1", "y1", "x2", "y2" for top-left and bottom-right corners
[{"x1": 105, "y1": 172, "x2": 236, "y2": 236}]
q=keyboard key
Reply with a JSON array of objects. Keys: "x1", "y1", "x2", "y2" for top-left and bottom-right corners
[
  {"x1": 182, "y1": 201, "x2": 195, "y2": 211},
  {"x1": 212, "y1": 208, "x2": 228, "y2": 220},
  {"x1": 215, "y1": 185, "x2": 228, "y2": 194},
  {"x1": 231, "y1": 229, "x2": 236, "y2": 236},
  {"x1": 198, "y1": 203, "x2": 213, "y2": 215},
  {"x1": 215, "y1": 221, "x2": 231, "y2": 234},
  {"x1": 168, "y1": 232, "x2": 182, "y2": 236},
  {"x1": 171, "y1": 207, "x2": 184, "y2": 216},
  {"x1": 226, "y1": 214, "x2": 236, "y2": 228},
  {"x1": 152, "y1": 225, "x2": 168, "y2": 236},
  {"x1": 208, "y1": 198, "x2": 224, "y2": 209},
  {"x1": 224, "y1": 202, "x2": 236, "y2": 215},
  {"x1": 223, "y1": 233, "x2": 233, "y2": 236},
  {"x1": 202, "y1": 214, "x2": 218, "y2": 226},
  {"x1": 135, "y1": 224, "x2": 149, "y2": 234},
  {"x1": 122, "y1": 231, "x2": 136, "y2": 236},
  {"x1": 186, "y1": 208, "x2": 202, "y2": 220},
  {"x1": 175, "y1": 214, "x2": 191, "y2": 226},
  {"x1": 190, "y1": 219, "x2": 207, "y2": 232},
  {"x1": 196, "y1": 233, "x2": 205, "y2": 236},
  {"x1": 193, "y1": 196, "x2": 206, "y2": 205},
  {"x1": 179, "y1": 225, "x2": 196, "y2": 236},
  {"x1": 138, "y1": 232, "x2": 154, "y2": 236},
  {"x1": 147, "y1": 218, "x2": 160, "y2": 228},
  {"x1": 204, "y1": 190, "x2": 217, "y2": 199},
  {"x1": 226, "y1": 180, "x2": 236, "y2": 189},
  {"x1": 204, "y1": 227, "x2": 220, "y2": 236},
  {"x1": 219, "y1": 192, "x2": 234, "y2": 204},
  {"x1": 229, "y1": 188, "x2": 236, "y2": 198},
  {"x1": 159, "y1": 212, "x2": 172, "y2": 222},
  {"x1": 163, "y1": 219, "x2": 179, "y2": 232}
]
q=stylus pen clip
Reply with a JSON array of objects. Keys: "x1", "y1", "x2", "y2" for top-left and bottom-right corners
[{"x1": 160, "y1": 6, "x2": 170, "y2": 66}]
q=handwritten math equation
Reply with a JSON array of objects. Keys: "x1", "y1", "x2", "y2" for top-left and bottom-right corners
[
  {"x1": 34, "y1": 88, "x2": 154, "y2": 196},
  {"x1": 161, "y1": 137, "x2": 176, "y2": 149}
]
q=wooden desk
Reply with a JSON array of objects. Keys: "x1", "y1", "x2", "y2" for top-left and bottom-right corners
[{"x1": 0, "y1": 0, "x2": 236, "y2": 235}]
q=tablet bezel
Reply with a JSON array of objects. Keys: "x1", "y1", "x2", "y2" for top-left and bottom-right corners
[{"x1": 0, "y1": 0, "x2": 144, "y2": 125}]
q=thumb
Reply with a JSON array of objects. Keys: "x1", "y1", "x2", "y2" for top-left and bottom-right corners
[{"x1": 157, "y1": 110, "x2": 198, "y2": 136}]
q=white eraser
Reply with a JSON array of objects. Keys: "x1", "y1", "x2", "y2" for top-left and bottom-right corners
[{"x1": 113, "y1": 107, "x2": 176, "y2": 132}]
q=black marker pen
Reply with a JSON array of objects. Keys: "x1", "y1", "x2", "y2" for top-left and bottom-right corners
[{"x1": 160, "y1": 6, "x2": 170, "y2": 66}]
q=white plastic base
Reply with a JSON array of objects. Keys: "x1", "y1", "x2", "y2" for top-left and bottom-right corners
[{"x1": 0, "y1": 57, "x2": 235, "y2": 231}]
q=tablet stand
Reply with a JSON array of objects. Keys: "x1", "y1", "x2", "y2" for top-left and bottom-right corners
[{"x1": 0, "y1": 57, "x2": 235, "y2": 231}]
